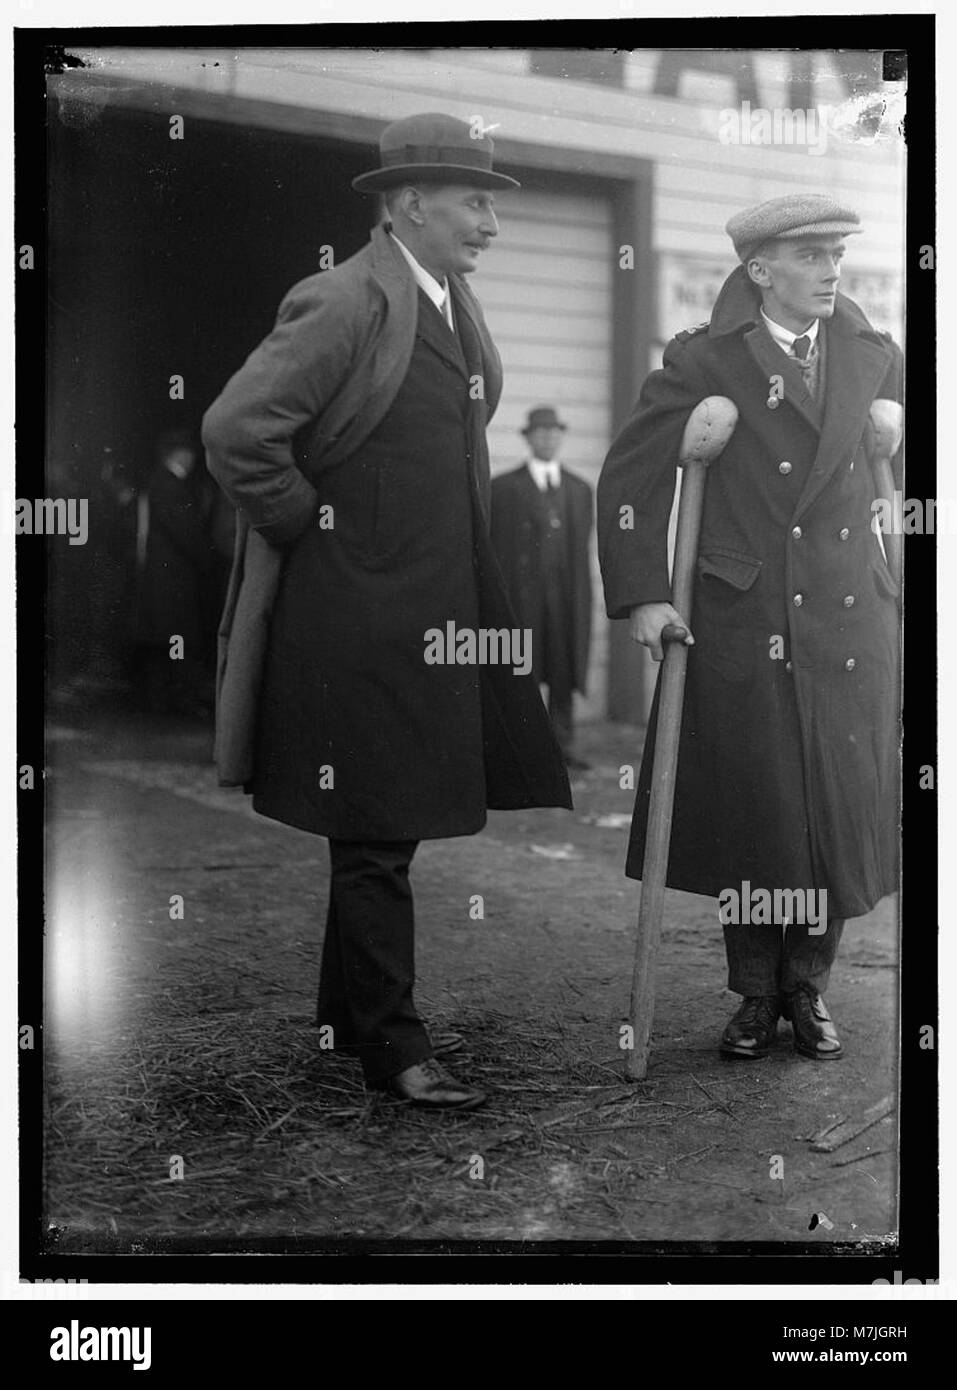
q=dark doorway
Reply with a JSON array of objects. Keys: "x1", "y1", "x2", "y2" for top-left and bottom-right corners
[
  {"x1": 48, "y1": 101, "x2": 373, "y2": 482},
  {"x1": 46, "y1": 101, "x2": 373, "y2": 690}
]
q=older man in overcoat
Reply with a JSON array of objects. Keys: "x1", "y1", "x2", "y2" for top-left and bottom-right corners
[
  {"x1": 598, "y1": 194, "x2": 902, "y2": 1063},
  {"x1": 203, "y1": 113, "x2": 570, "y2": 1110}
]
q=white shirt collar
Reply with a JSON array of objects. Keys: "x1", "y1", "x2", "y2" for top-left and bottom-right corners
[
  {"x1": 526, "y1": 457, "x2": 562, "y2": 492},
  {"x1": 390, "y1": 231, "x2": 454, "y2": 330},
  {"x1": 761, "y1": 307, "x2": 819, "y2": 356}
]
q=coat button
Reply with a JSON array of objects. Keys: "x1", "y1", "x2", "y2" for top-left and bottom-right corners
[
  {"x1": 843, "y1": 595, "x2": 855, "y2": 607},
  {"x1": 779, "y1": 461, "x2": 792, "y2": 475},
  {"x1": 845, "y1": 657, "x2": 856, "y2": 671},
  {"x1": 839, "y1": 527, "x2": 850, "y2": 540},
  {"x1": 793, "y1": 593, "x2": 803, "y2": 607},
  {"x1": 791, "y1": 525, "x2": 802, "y2": 539},
  {"x1": 767, "y1": 396, "x2": 780, "y2": 410},
  {"x1": 785, "y1": 660, "x2": 793, "y2": 672}
]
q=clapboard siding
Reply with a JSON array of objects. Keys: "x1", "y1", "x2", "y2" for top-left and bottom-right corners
[
  {"x1": 481, "y1": 308, "x2": 611, "y2": 346},
  {"x1": 474, "y1": 188, "x2": 614, "y2": 722},
  {"x1": 474, "y1": 279, "x2": 615, "y2": 318},
  {"x1": 655, "y1": 166, "x2": 904, "y2": 219},
  {"x1": 496, "y1": 203, "x2": 613, "y2": 236},
  {"x1": 480, "y1": 247, "x2": 610, "y2": 291}
]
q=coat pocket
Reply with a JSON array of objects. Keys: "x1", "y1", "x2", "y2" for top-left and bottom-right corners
[{"x1": 697, "y1": 547, "x2": 763, "y2": 591}]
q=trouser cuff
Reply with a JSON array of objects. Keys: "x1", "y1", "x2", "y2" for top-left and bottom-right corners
[{"x1": 362, "y1": 1032, "x2": 434, "y2": 1086}]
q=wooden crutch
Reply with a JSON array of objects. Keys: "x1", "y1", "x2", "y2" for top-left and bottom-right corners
[
  {"x1": 866, "y1": 399, "x2": 904, "y2": 587},
  {"x1": 625, "y1": 396, "x2": 739, "y2": 1081}
]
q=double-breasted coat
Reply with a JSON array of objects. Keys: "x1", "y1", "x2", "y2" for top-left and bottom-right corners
[
  {"x1": 598, "y1": 265, "x2": 903, "y2": 920},
  {"x1": 490, "y1": 464, "x2": 594, "y2": 694},
  {"x1": 202, "y1": 225, "x2": 570, "y2": 839}
]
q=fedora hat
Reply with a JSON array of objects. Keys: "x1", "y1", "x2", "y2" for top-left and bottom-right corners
[
  {"x1": 352, "y1": 112, "x2": 520, "y2": 194},
  {"x1": 521, "y1": 406, "x2": 567, "y2": 435}
]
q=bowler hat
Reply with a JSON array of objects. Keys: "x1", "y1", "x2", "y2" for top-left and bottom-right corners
[
  {"x1": 521, "y1": 406, "x2": 567, "y2": 435},
  {"x1": 352, "y1": 112, "x2": 520, "y2": 194}
]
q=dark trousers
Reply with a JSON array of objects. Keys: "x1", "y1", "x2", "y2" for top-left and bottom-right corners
[
  {"x1": 723, "y1": 918, "x2": 845, "y2": 997},
  {"x1": 316, "y1": 839, "x2": 433, "y2": 1084}
]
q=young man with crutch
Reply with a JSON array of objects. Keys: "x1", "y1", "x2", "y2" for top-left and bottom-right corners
[{"x1": 598, "y1": 195, "x2": 903, "y2": 1066}]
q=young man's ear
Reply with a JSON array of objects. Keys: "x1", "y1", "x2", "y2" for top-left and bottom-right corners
[
  {"x1": 746, "y1": 254, "x2": 772, "y2": 289},
  {"x1": 746, "y1": 238, "x2": 779, "y2": 289}
]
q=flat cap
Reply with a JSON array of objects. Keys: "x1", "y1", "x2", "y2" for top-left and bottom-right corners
[{"x1": 726, "y1": 194, "x2": 862, "y2": 262}]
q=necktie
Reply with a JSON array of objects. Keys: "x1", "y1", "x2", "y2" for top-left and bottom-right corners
[{"x1": 792, "y1": 334, "x2": 812, "y2": 361}]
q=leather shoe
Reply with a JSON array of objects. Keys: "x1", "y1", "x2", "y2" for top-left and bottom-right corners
[
  {"x1": 376, "y1": 1058, "x2": 486, "y2": 1110},
  {"x1": 783, "y1": 988, "x2": 844, "y2": 1060},
  {"x1": 720, "y1": 995, "x2": 781, "y2": 1059}
]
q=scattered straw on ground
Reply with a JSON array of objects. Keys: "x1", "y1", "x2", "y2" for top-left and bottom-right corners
[{"x1": 45, "y1": 999, "x2": 738, "y2": 1244}]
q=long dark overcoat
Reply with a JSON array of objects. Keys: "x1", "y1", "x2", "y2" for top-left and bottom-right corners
[
  {"x1": 203, "y1": 225, "x2": 570, "y2": 838},
  {"x1": 490, "y1": 464, "x2": 593, "y2": 693},
  {"x1": 598, "y1": 265, "x2": 903, "y2": 920}
]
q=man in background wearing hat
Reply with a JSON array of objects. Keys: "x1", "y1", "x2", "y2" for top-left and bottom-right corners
[
  {"x1": 203, "y1": 114, "x2": 570, "y2": 1112},
  {"x1": 490, "y1": 407, "x2": 594, "y2": 770},
  {"x1": 598, "y1": 194, "x2": 902, "y2": 1064}
]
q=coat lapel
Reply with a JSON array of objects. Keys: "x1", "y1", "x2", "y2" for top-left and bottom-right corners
[
  {"x1": 343, "y1": 229, "x2": 420, "y2": 461},
  {"x1": 743, "y1": 323, "x2": 824, "y2": 435},
  {"x1": 449, "y1": 276, "x2": 503, "y2": 415},
  {"x1": 792, "y1": 317, "x2": 892, "y2": 519},
  {"x1": 450, "y1": 278, "x2": 502, "y2": 524},
  {"x1": 710, "y1": 266, "x2": 823, "y2": 437},
  {"x1": 415, "y1": 290, "x2": 469, "y2": 380}
]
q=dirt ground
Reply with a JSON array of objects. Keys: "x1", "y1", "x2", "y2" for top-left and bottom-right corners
[{"x1": 41, "y1": 711, "x2": 898, "y2": 1248}]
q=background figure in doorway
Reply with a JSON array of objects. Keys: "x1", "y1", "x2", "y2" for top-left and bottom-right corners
[
  {"x1": 134, "y1": 427, "x2": 222, "y2": 717},
  {"x1": 86, "y1": 447, "x2": 139, "y2": 696},
  {"x1": 490, "y1": 406, "x2": 593, "y2": 770}
]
